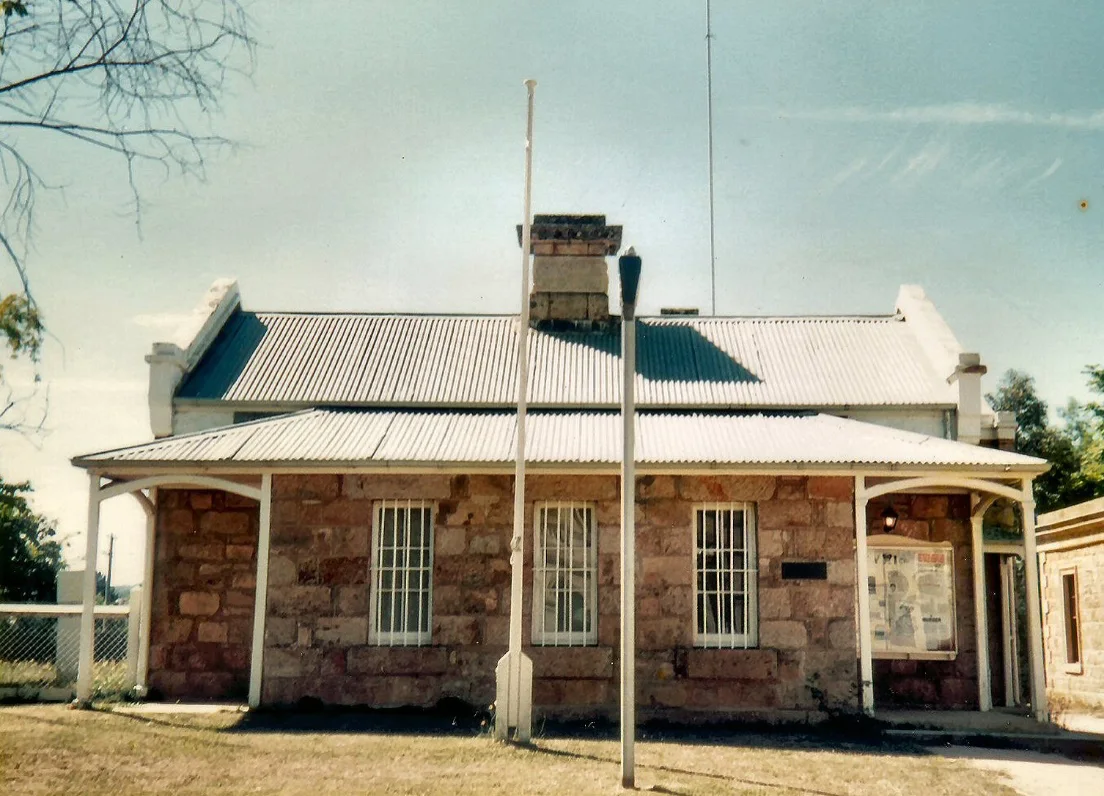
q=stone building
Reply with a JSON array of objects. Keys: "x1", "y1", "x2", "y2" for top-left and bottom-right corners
[
  {"x1": 1036, "y1": 498, "x2": 1104, "y2": 716},
  {"x1": 71, "y1": 215, "x2": 1050, "y2": 722}
]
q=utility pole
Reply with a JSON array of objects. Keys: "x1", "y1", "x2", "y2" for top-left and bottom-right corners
[{"x1": 104, "y1": 533, "x2": 115, "y2": 603}]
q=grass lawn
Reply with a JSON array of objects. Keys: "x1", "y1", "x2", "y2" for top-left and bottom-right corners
[{"x1": 0, "y1": 705, "x2": 1018, "y2": 795}]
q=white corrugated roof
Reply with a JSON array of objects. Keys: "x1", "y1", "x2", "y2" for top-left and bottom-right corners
[
  {"x1": 175, "y1": 313, "x2": 954, "y2": 409},
  {"x1": 73, "y1": 409, "x2": 1045, "y2": 472}
]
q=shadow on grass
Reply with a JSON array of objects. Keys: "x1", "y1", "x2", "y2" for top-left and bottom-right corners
[{"x1": 524, "y1": 741, "x2": 849, "y2": 796}]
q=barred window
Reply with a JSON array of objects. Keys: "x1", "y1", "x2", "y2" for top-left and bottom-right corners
[
  {"x1": 369, "y1": 500, "x2": 434, "y2": 646},
  {"x1": 533, "y1": 502, "x2": 597, "y2": 646},
  {"x1": 694, "y1": 504, "x2": 758, "y2": 648}
]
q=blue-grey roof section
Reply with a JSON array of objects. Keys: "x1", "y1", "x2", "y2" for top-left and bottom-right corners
[
  {"x1": 73, "y1": 409, "x2": 1046, "y2": 472},
  {"x1": 176, "y1": 312, "x2": 954, "y2": 409}
]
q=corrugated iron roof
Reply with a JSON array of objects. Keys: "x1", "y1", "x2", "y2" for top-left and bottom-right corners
[
  {"x1": 74, "y1": 409, "x2": 1045, "y2": 472},
  {"x1": 176, "y1": 313, "x2": 954, "y2": 409}
]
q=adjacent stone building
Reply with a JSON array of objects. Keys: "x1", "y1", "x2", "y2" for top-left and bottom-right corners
[
  {"x1": 72, "y1": 215, "x2": 1051, "y2": 722},
  {"x1": 1037, "y1": 498, "x2": 1104, "y2": 716}
]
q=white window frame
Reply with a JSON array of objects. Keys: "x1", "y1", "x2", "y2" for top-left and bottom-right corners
[
  {"x1": 693, "y1": 502, "x2": 758, "y2": 648},
  {"x1": 369, "y1": 499, "x2": 435, "y2": 646},
  {"x1": 532, "y1": 501, "x2": 598, "y2": 646}
]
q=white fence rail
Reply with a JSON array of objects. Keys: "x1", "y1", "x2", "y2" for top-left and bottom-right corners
[{"x1": 0, "y1": 590, "x2": 142, "y2": 702}]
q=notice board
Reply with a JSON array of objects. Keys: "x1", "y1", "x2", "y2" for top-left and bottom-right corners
[{"x1": 867, "y1": 538, "x2": 957, "y2": 659}]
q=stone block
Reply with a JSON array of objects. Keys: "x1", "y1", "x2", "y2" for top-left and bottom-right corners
[
  {"x1": 775, "y1": 477, "x2": 807, "y2": 500},
  {"x1": 807, "y1": 477, "x2": 853, "y2": 501},
  {"x1": 197, "y1": 622, "x2": 229, "y2": 643},
  {"x1": 436, "y1": 526, "x2": 466, "y2": 556},
  {"x1": 468, "y1": 534, "x2": 500, "y2": 555},
  {"x1": 641, "y1": 556, "x2": 690, "y2": 586},
  {"x1": 268, "y1": 585, "x2": 331, "y2": 617},
  {"x1": 687, "y1": 649, "x2": 778, "y2": 680},
  {"x1": 760, "y1": 620, "x2": 807, "y2": 649},
  {"x1": 530, "y1": 647, "x2": 615, "y2": 679},
  {"x1": 320, "y1": 556, "x2": 370, "y2": 585},
  {"x1": 265, "y1": 617, "x2": 296, "y2": 646},
  {"x1": 164, "y1": 509, "x2": 195, "y2": 535},
  {"x1": 677, "y1": 475, "x2": 776, "y2": 502},
  {"x1": 267, "y1": 554, "x2": 297, "y2": 587},
  {"x1": 827, "y1": 618, "x2": 855, "y2": 650},
  {"x1": 314, "y1": 616, "x2": 369, "y2": 646},
  {"x1": 155, "y1": 618, "x2": 194, "y2": 644},
  {"x1": 827, "y1": 559, "x2": 856, "y2": 586},
  {"x1": 226, "y1": 544, "x2": 255, "y2": 561},
  {"x1": 532, "y1": 255, "x2": 609, "y2": 293},
  {"x1": 637, "y1": 475, "x2": 676, "y2": 500},
  {"x1": 526, "y1": 475, "x2": 618, "y2": 501},
  {"x1": 265, "y1": 647, "x2": 322, "y2": 678},
  {"x1": 758, "y1": 500, "x2": 814, "y2": 529},
  {"x1": 179, "y1": 591, "x2": 220, "y2": 616},
  {"x1": 342, "y1": 474, "x2": 452, "y2": 500},
  {"x1": 232, "y1": 571, "x2": 257, "y2": 590},
  {"x1": 758, "y1": 529, "x2": 784, "y2": 559},
  {"x1": 335, "y1": 585, "x2": 369, "y2": 616},
  {"x1": 347, "y1": 647, "x2": 449, "y2": 676},
  {"x1": 791, "y1": 584, "x2": 853, "y2": 620},
  {"x1": 824, "y1": 501, "x2": 854, "y2": 529},
  {"x1": 178, "y1": 543, "x2": 224, "y2": 562},
  {"x1": 638, "y1": 618, "x2": 686, "y2": 649},
  {"x1": 686, "y1": 679, "x2": 778, "y2": 709},
  {"x1": 759, "y1": 588, "x2": 791, "y2": 619},
  {"x1": 190, "y1": 493, "x2": 214, "y2": 511},
  {"x1": 198, "y1": 511, "x2": 252, "y2": 536},
  {"x1": 434, "y1": 616, "x2": 481, "y2": 646},
  {"x1": 274, "y1": 474, "x2": 340, "y2": 500}
]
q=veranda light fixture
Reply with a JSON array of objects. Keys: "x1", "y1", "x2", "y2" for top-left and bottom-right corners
[{"x1": 881, "y1": 506, "x2": 899, "y2": 533}]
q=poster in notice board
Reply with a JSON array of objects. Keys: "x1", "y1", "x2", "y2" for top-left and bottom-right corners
[{"x1": 867, "y1": 541, "x2": 956, "y2": 657}]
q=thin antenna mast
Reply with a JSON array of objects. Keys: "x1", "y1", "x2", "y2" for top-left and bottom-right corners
[{"x1": 706, "y1": 0, "x2": 717, "y2": 315}]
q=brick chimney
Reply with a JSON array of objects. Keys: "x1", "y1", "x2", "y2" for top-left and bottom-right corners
[{"x1": 517, "y1": 214, "x2": 622, "y2": 328}]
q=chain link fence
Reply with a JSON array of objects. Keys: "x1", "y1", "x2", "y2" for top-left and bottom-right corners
[{"x1": 0, "y1": 597, "x2": 141, "y2": 702}]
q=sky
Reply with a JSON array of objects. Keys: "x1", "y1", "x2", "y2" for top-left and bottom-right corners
[{"x1": 2, "y1": 1, "x2": 1103, "y2": 586}]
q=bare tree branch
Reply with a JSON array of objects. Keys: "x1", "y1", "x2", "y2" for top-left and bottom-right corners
[{"x1": 0, "y1": 0, "x2": 254, "y2": 433}]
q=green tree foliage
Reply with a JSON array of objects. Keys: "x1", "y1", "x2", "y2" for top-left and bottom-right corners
[
  {"x1": 0, "y1": 479, "x2": 64, "y2": 601},
  {"x1": 987, "y1": 368, "x2": 1104, "y2": 512}
]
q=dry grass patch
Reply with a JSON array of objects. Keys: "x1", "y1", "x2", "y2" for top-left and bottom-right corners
[{"x1": 0, "y1": 705, "x2": 1018, "y2": 795}]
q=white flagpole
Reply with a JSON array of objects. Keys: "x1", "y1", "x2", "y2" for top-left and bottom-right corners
[{"x1": 495, "y1": 78, "x2": 536, "y2": 742}]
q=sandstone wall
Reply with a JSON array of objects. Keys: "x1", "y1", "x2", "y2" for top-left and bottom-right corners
[
  {"x1": 261, "y1": 473, "x2": 859, "y2": 719},
  {"x1": 1041, "y1": 543, "x2": 1104, "y2": 714},
  {"x1": 865, "y1": 494, "x2": 979, "y2": 709},
  {"x1": 149, "y1": 489, "x2": 259, "y2": 699}
]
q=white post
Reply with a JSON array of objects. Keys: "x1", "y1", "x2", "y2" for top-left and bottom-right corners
[
  {"x1": 1020, "y1": 487, "x2": 1048, "y2": 721},
  {"x1": 971, "y1": 497, "x2": 992, "y2": 711},
  {"x1": 76, "y1": 474, "x2": 102, "y2": 703},
  {"x1": 620, "y1": 291, "x2": 637, "y2": 789},
  {"x1": 495, "y1": 78, "x2": 537, "y2": 743},
  {"x1": 853, "y1": 479, "x2": 874, "y2": 716},
  {"x1": 248, "y1": 474, "x2": 273, "y2": 709},
  {"x1": 137, "y1": 496, "x2": 156, "y2": 694},
  {"x1": 125, "y1": 586, "x2": 143, "y2": 690},
  {"x1": 999, "y1": 556, "x2": 1016, "y2": 708}
]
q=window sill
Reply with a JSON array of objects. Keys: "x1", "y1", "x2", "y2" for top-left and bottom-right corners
[{"x1": 1063, "y1": 662, "x2": 1083, "y2": 675}]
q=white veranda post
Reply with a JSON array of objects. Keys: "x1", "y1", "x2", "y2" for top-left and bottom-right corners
[
  {"x1": 495, "y1": 78, "x2": 536, "y2": 742},
  {"x1": 970, "y1": 495, "x2": 993, "y2": 711},
  {"x1": 1020, "y1": 484, "x2": 1048, "y2": 721},
  {"x1": 853, "y1": 479, "x2": 874, "y2": 716},
  {"x1": 76, "y1": 474, "x2": 102, "y2": 703}
]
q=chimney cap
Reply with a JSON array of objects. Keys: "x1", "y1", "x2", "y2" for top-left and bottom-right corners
[{"x1": 517, "y1": 214, "x2": 623, "y2": 255}]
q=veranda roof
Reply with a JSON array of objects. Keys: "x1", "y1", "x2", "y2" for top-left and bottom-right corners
[{"x1": 72, "y1": 409, "x2": 1047, "y2": 474}]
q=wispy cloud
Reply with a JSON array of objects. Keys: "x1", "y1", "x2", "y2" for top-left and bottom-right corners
[
  {"x1": 822, "y1": 157, "x2": 869, "y2": 191},
  {"x1": 895, "y1": 140, "x2": 951, "y2": 182},
  {"x1": 1021, "y1": 157, "x2": 1064, "y2": 189},
  {"x1": 769, "y1": 102, "x2": 1104, "y2": 130},
  {"x1": 131, "y1": 312, "x2": 191, "y2": 331}
]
